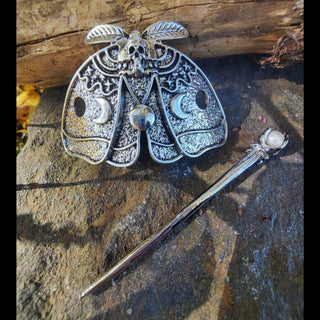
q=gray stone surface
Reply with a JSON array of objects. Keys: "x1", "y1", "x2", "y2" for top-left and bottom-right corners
[{"x1": 17, "y1": 55, "x2": 303, "y2": 320}]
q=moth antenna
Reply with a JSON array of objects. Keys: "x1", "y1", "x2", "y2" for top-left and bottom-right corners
[
  {"x1": 85, "y1": 24, "x2": 129, "y2": 44},
  {"x1": 141, "y1": 21, "x2": 189, "y2": 41}
]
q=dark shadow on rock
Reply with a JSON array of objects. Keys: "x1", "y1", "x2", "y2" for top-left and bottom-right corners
[
  {"x1": 215, "y1": 159, "x2": 303, "y2": 319},
  {"x1": 249, "y1": 54, "x2": 304, "y2": 85},
  {"x1": 89, "y1": 213, "x2": 217, "y2": 320},
  {"x1": 16, "y1": 213, "x2": 91, "y2": 249}
]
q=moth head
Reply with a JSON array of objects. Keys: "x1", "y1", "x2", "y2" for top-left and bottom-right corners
[
  {"x1": 85, "y1": 21, "x2": 189, "y2": 78},
  {"x1": 117, "y1": 30, "x2": 158, "y2": 78},
  {"x1": 118, "y1": 31, "x2": 148, "y2": 61}
]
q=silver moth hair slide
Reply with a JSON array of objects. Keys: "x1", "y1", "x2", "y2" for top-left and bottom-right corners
[{"x1": 61, "y1": 21, "x2": 227, "y2": 167}]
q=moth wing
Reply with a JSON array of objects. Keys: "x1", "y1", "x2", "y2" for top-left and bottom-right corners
[
  {"x1": 61, "y1": 47, "x2": 121, "y2": 164},
  {"x1": 158, "y1": 51, "x2": 227, "y2": 158},
  {"x1": 106, "y1": 78, "x2": 141, "y2": 167},
  {"x1": 145, "y1": 77, "x2": 183, "y2": 163}
]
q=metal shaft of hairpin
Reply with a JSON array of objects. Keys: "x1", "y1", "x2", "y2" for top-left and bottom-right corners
[{"x1": 80, "y1": 127, "x2": 288, "y2": 299}]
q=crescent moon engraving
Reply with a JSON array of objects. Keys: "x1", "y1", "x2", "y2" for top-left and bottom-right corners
[
  {"x1": 170, "y1": 93, "x2": 189, "y2": 119},
  {"x1": 93, "y1": 98, "x2": 112, "y2": 124}
]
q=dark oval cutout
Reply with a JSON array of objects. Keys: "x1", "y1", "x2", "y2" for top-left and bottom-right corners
[
  {"x1": 196, "y1": 90, "x2": 209, "y2": 110},
  {"x1": 74, "y1": 97, "x2": 86, "y2": 117}
]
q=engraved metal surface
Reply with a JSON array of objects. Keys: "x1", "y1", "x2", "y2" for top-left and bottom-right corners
[{"x1": 61, "y1": 21, "x2": 227, "y2": 167}]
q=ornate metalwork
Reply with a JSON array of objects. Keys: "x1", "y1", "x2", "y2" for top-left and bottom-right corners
[{"x1": 61, "y1": 21, "x2": 227, "y2": 167}]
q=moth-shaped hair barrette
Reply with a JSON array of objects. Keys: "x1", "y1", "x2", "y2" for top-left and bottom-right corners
[{"x1": 61, "y1": 21, "x2": 227, "y2": 166}]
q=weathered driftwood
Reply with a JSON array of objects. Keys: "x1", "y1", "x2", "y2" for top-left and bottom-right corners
[{"x1": 17, "y1": 0, "x2": 303, "y2": 88}]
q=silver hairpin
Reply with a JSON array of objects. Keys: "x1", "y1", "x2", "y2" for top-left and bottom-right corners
[
  {"x1": 61, "y1": 21, "x2": 227, "y2": 167},
  {"x1": 80, "y1": 128, "x2": 288, "y2": 298}
]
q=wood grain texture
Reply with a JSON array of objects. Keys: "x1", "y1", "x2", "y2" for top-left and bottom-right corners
[{"x1": 17, "y1": 0, "x2": 303, "y2": 88}]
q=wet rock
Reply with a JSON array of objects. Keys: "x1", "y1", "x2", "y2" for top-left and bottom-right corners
[{"x1": 17, "y1": 55, "x2": 303, "y2": 319}]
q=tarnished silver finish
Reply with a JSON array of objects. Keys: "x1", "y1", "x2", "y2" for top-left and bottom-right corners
[
  {"x1": 79, "y1": 128, "x2": 289, "y2": 298},
  {"x1": 61, "y1": 21, "x2": 227, "y2": 167}
]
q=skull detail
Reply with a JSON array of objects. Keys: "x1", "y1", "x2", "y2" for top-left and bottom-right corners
[{"x1": 118, "y1": 31, "x2": 157, "y2": 78}]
